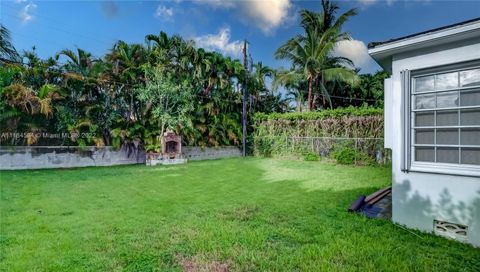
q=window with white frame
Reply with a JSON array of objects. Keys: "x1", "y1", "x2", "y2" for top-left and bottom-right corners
[{"x1": 411, "y1": 65, "x2": 480, "y2": 168}]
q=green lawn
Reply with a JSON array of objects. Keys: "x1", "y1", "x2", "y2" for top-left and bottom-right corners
[{"x1": 1, "y1": 158, "x2": 479, "y2": 271}]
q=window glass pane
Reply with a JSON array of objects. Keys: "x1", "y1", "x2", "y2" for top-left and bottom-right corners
[
  {"x1": 415, "y1": 147, "x2": 435, "y2": 162},
  {"x1": 435, "y1": 72, "x2": 458, "y2": 90},
  {"x1": 436, "y1": 129, "x2": 458, "y2": 145},
  {"x1": 415, "y1": 129, "x2": 434, "y2": 144},
  {"x1": 461, "y1": 129, "x2": 480, "y2": 146},
  {"x1": 460, "y1": 109, "x2": 480, "y2": 126},
  {"x1": 412, "y1": 68, "x2": 480, "y2": 168},
  {"x1": 415, "y1": 112, "x2": 434, "y2": 127},
  {"x1": 460, "y1": 69, "x2": 480, "y2": 87},
  {"x1": 436, "y1": 110, "x2": 458, "y2": 126},
  {"x1": 436, "y1": 91, "x2": 458, "y2": 108},
  {"x1": 415, "y1": 94, "x2": 435, "y2": 109},
  {"x1": 461, "y1": 148, "x2": 480, "y2": 165},
  {"x1": 460, "y1": 89, "x2": 480, "y2": 106},
  {"x1": 437, "y1": 147, "x2": 459, "y2": 164},
  {"x1": 415, "y1": 76, "x2": 434, "y2": 93}
]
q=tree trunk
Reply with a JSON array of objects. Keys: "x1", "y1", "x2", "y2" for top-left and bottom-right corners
[
  {"x1": 160, "y1": 121, "x2": 165, "y2": 138},
  {"x1": 130, "y1": 92, "x2": 133, "y2": 121},
  {"x1": 307, "y1": 77, "x2": 313, "y2": 111}
]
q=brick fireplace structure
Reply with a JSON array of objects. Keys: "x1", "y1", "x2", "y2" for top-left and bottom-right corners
[
  {"x1": 146, "y1": 130, "x2": 187, "y2": 166},
  {"x1": 161, "y1": 131, "x2": 182, "y2": 159}
]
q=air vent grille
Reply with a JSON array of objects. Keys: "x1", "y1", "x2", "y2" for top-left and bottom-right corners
[{"x1": 434, "y1": 220, "x2": 468, "y2": 242}]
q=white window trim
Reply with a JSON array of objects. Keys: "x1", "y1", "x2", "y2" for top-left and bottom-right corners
[
  {"x1": 410, "y1": 162, "x2": 480, "y2": 177},
  {"x1": 404, "y1": 60, "x2": 480, "y2": 178}
]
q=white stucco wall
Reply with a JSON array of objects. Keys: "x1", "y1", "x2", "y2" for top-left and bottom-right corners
[{"x1": 388, "y1": 38, "x2": 480, "y2": 247}]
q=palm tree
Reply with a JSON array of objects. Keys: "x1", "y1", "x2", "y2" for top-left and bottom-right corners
[
  {"x1": 199, "y1": 51, "x2": 229, "y2": 95},
  {"x1": 273, "y1": 68, "x2": 306, "y2": 111},
  {"x1": 0, "y1": 25, "x2": 19, "y2": 61},
  {"x1": 3, "y1": 82, "x2": 62, "y2": 117},
  {"x1": 145, "y1": 31, "x2": 170, "y2": 53},
  {"x1": 252, "y1": 62, "x2": 273, "y2": 94},
  {"x1": 56, "y1": 48, "x2": 96, "y2": 76},
  {"x1": 106, "y1": 40, "x2": 147, "y2": 122},
  {"x1": 249, "y1": 62, "x2": 273, "y2": 111},
  {"x1": 19, "y1": 49, "x2": 61, "y2": 90},
  {"x1": 108, "y1": 41, "x2": 146, "y2": 80},
  {"x1": 55, "y1": 48, "x2": 107, "y2": 142},
  {"x1": 274, "y1": 0, "x2": 358, "y2": 111}
]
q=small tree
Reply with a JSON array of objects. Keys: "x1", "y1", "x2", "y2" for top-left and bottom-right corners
[{"x1": 136, "y1": 66, "x2": 194, "y2": 140}]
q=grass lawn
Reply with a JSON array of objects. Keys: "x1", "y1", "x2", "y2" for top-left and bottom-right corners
[{"x1": 1, "y1": 158, "x2": 479, "y2": 271}]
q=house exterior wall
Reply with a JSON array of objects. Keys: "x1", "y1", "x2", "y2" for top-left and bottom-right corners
[{"x1": 387, "y1": 38, "x2": 480, "y2": 247}]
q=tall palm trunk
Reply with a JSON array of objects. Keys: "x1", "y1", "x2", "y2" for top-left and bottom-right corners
[
  {"x1": 321, "y1": 75, "x2": 326, "y2": 108},
  {"x1": 307, "y1": 77, "x2": 313, "y2": 111}
]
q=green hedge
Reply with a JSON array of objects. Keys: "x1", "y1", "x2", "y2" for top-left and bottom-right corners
[
  {"x1": 251, "y1": 106, "x2": 387, "y2": 164},
  {"x1": 253, "y1": 106, "x2": 383, "y2": 121}
]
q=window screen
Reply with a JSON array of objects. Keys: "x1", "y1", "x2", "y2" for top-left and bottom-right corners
[{"x1": 412, "y1": 67, "x2": 480, "y2": 166}]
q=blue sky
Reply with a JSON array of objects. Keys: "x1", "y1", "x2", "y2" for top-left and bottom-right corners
[{"x1": 2, "y1": 0, "x2": 480, "y2": 74}]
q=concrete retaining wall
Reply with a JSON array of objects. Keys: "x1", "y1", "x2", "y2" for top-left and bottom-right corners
[
  {"x1": 0, "y1": 146, "x2": 242, "y2": 170},
  {"x1": 183, "y1": 146, "x2": 242, "y2": 161},
  {"x1": 0, "y1": 146, "x2": 145, "y2": 170}
]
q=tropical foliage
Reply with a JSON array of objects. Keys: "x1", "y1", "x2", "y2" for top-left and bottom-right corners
[
  {"x1": 325, "y1": 70, "x2": 388, "y2": 108},
  {"x1": 274, "y1": 0, "x2": 359, "y2": 111},
  {"x1": 0, "y1": 27, "x2": 283, "y2": 150},
  {"x1": 252, "y1": 106, "x2": 384, "y2": 162},
  {"x1": 0, "y1": 0, "x2": 388, "y2": 150},
  {"x1": 254, "y1": 106, "x2": 382, "y2": 121},
  {"x1": 0, "y1": 25, "x2": 19, "y2": 61}
]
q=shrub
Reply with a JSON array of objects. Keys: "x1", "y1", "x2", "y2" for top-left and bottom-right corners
[
  {"x1": 331, "y1": 143, "x2": 375, "y2": 165},
  {"x1": 332, "y1": 145, "x2": 356, "y2": 165},
  {"x1": 252, "y1": 106, "x2": 385, "y2": 163},
  {"x1": 303, "y1": 152, "x2": 320, "y2": 161},
  {"x1": 254, "y1": 138, "x2": 273, "y2": 157},
  {"x1": 253, "y1": 106, "x2": 382, "y2": 122}
]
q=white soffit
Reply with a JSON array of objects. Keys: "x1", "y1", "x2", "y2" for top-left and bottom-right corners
[{"x1": 368, "y1": 19, "x2": 480, "y2": 71}]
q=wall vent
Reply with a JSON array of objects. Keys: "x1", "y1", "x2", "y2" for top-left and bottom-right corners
[{"x1": 434, "y1": 220, "x2": 468, "y2": 242}]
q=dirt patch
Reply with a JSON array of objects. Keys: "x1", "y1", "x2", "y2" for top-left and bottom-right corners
[
  {"x1": 176, "y1": 254, "x2": 229, "y2": 272},
  {"x1": 217, "y1": 204, "x2": 259, "y2": 222}
]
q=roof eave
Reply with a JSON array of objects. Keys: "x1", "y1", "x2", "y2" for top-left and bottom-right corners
[{"x1": 368, "y1": 20, "x2": 480, "y2": 73}]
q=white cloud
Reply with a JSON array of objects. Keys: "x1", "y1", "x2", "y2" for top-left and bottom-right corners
[
  {"x1": 333, "y1": 40, "x2": 371, "y2": 71},
  {"x1": 193, "y1": 27, "x2": 243, "y2": 57},
  {"x1": 194, "y1": 0, "x2": 293, "y2": 34},
  {"x1": 19, "y1": 2, "x2": 37, "y2": 24},
  {"x1": 155, "y1": 5, "x2": 174, "y2": 21},
  {"x1": 241, "y1": 0, "x2": 292, "y2": 34}
]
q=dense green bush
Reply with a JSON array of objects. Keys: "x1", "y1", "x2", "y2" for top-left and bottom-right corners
[
  {"x1": 255, "y1": 137, "x2": 274, "y2": 158},
  {"x1": 0, "y1": 29, "x2": 279, "y2": 149},
  {"x1": 254, "y1": 106, "x2": 382, "y2": 122},
  {"x1": 303, "y1": 152, "x2": 320, "y2": 161},
  {"x1": 252, "y1": 106, "x2": 386, "y2": 165},
  {"x1": 330, "y1": 142, "x2": 376, "y2": 165},
  {"x1": 331, "y1": 145, "x2": 356, "y2": 164}
]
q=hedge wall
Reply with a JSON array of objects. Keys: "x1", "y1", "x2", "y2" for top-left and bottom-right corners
[
  {"x1": 253, "y1": 107, "x2": 383, "y2": 121},
  {"x1": 252, "y1": 107, "x2": 387, "y2": 164}
]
